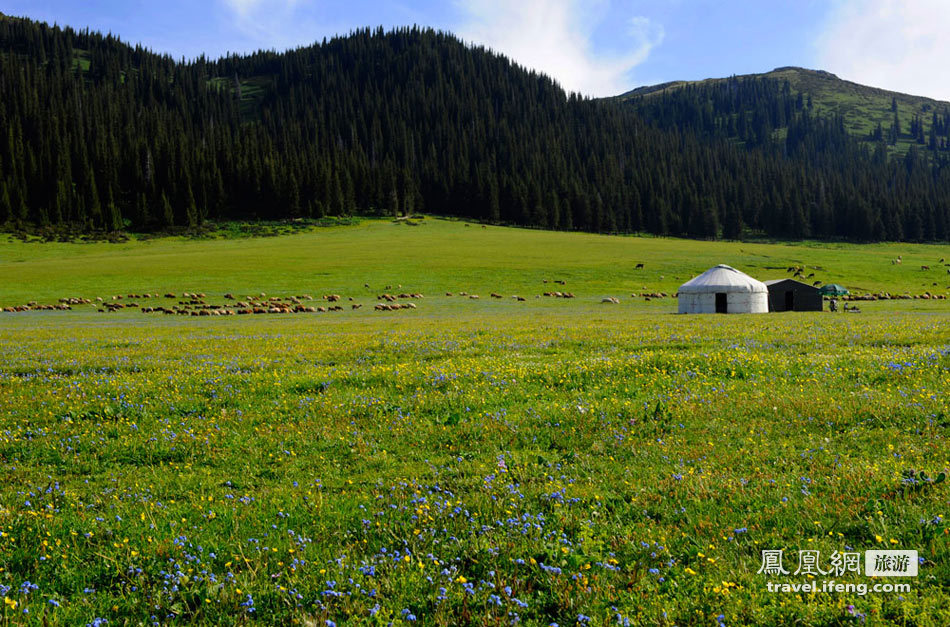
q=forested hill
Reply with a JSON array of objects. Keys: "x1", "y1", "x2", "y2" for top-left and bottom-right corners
[
  {"x1": 622, "y1": 67, "x2": 950, "y2": 160},
  {"x1": 1, "y1": 15, "x2": 949, "y2": 242}
]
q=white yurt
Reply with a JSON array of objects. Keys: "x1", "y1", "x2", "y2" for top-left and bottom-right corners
[{"x1": 677, "y1": 264, "x2": 768, "y2": 314}]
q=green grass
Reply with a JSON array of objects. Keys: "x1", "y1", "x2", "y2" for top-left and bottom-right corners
[
  {"x1": 0, "y1": 220, "x2": 948, "y2": 625},
  {"x1": 2, "y1": 218, "x2": 949, "y2": 307}
]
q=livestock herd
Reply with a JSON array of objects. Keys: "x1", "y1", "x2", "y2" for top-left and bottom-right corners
[{"x1": 3, "y1": 270, "x2": 948, "y2": 317}]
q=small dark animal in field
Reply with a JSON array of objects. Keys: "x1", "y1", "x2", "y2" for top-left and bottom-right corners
[
  {"x1": 481, "y1": 225, "x2": 486, "y2": 228},
  {"x1": 940, "y1": 258, "x2": 945, "y2": 263},
  {"x1": 636, "y1": 263, "x2": 644, "y2": 269},
  {"x1": 352, "y1": 304, "x2": 362, "y2": 309},
  {"x1": 446, "y1": 292, "x2": 453, "y2": 296},
  {"x1": 807, "y1": 273, "x2": 815, "y2": 278},
  {"x1": 464, "y1": 224, "x2": 470, "y2": 227},
  {"x1": 490, "y1": 293, "x2": 503, "y2": 299},
  {"x1": 364, "y1": 283, "x2": 370, "y2": 288},
  {"x1": 921, "y1": 265, "x2": 930, "y2": 270},
  {"x1": 513, "y1": 296, "x2": 526, "y2": 301},
  {"x1": 555, "y1": 280, "x2": 566, "y2": 285},
  {"x1": 812, "y1": 281, "x2": 821, "y2": 286}
]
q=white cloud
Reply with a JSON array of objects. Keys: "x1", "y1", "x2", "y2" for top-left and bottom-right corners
[
  {"x1": 816, "y1": 0, "x2": 950, "y2": 101},
  {"x1": 454, "y1": 0, "x2": 664, "y2": 97},
  {"x1": 219, "y1": 0, "x2": 309, "y2": 50}
]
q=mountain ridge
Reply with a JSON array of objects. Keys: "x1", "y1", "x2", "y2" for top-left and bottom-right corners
[
  {"x1": 0, "y1": 14, "x2": 948, "y2": 242},
  {"x1": 619, "y1": 66, "x2": 950, "y2": 158}
]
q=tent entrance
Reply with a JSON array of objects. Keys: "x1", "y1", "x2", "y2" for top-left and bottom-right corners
[
  {"x1": 784, "y1": 291, "x2": 794, "y2": 311},
  {"x1": 715, "y1": 293, "x2": 727, "y2": 313}
]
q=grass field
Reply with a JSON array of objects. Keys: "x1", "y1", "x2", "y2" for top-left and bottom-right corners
[{"x1": 1, "y1": 219, "x2": 949, "y2": 625}]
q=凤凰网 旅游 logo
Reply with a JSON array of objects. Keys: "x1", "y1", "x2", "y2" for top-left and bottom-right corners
[{"x1": 758, "y1": 549, "x2": 919, "y2": 577}]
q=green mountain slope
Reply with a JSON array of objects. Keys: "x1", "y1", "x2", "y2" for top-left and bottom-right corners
[
  {"x1": 621, "y1": 66, "x2": 950, "y2": 158},
  {"x1": 2, "y1": 13, "x2": 949, "y2": 242}
]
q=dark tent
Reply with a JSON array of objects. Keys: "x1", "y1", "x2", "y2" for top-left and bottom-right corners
[{"x1": 764, "y1": 279, "x2": 823, "y2": 312}]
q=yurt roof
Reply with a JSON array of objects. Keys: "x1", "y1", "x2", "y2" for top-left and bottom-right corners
[{"x1": 678, "y1": 265, "x2": 768, "y2": 294}]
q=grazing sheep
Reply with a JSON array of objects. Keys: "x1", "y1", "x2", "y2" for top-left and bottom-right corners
[
  {"x1": 469, "y1": 294, "x2": 480, "y2": 299},
  {"x1": 446, "y1": 292, "x2": 453, "y2": 296},
  {"x1": 922, "y1": 265, "x2": 930, "y2": 271},
  {"x1": 601, "y1": 297, "x2": 620, "y2": 304},
  {"x1": 352, "y1": 304, "x2": 363, "y2": 310},
  {"x1": 635, "y1": 263, "x2": 644, "y2": 269},
  {"x1": 812, "y1": 281, "x2": 821, "y2": 286},
  {"x1": 807, "y1": 273, "x2": 815, "y2": 278},
  {"x1": 490, "y1": 293, "x2": 503, "y2": 299},
  {"x1": 513, "y1": 295, "x2": 526, "y2": 301}
]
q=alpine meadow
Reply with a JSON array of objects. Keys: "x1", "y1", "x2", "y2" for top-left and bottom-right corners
[{"x1": 1, "y1": 7, "x2": 950, "y2": 627}]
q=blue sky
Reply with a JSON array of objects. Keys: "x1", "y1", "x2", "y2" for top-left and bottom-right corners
[{"x1": 5, "y1": 0, "x2": 949, "y2": 100}]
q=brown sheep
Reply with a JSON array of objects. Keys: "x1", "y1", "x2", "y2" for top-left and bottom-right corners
[
  {"x1": 352, "y1": 303, "x2": 363, "y2": 310},
  {"x1": 922, "y1": 265, "x2": 930, "y2": 271},
  {"x1": 490, "y1": 293, "x2": 503, "y2": 299}
]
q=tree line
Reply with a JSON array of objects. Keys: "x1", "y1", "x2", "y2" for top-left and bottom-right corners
[{"x1": 1, "y1": 14, "x2": 948, "y2": 241}]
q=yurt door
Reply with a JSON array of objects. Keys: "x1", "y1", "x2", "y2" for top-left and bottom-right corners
[
  {"x1": 785, "y1": 291, "x2": 794, "y2": 311},
  {"x1": 715, "y1": 293, "x2": 727, "y2": 313}
]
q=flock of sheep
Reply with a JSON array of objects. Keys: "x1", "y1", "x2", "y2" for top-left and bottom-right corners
[{"x1": 4, "y1": 265, "x2": 948, "y2": 316}]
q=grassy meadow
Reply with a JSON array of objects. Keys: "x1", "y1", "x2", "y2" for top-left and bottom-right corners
[{"x1": 1, "y1": 218, "x2": 949, "y2": 625}]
